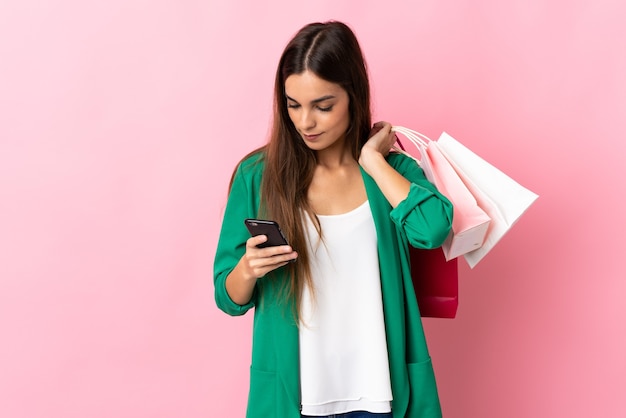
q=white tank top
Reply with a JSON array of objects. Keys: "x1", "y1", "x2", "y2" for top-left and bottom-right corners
[{"x1": 299, "y1": 201, "x2": 393, "y2": 415}]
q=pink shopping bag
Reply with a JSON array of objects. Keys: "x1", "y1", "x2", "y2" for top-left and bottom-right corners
[
  {"x1": 394, "y1": 126, "x2": 539, "y2": 268},
  {"x1": 394, "y1": 126, "x2": 491, "y2": 260}
]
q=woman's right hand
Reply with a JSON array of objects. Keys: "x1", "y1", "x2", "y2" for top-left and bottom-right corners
[
  {"x1": 225, "y1": 235, "x2": 298, "y2": 305},
  {"x1": 240, "y1": 234, "x2": 298, "y2": 280}
]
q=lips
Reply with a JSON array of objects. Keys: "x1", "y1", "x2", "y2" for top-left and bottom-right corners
[{"x1": 303, "y1": 133, "x2": 322, "y2": 141}]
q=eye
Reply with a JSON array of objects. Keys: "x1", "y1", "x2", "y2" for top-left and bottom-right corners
[
  {"x1": 287, "y1": 103, "x2": 300, "y2": 109},
  {"x1": 318, "y1": 105, "x2": 333, "y2": 112}
]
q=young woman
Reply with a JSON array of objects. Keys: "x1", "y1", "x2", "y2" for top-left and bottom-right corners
[{"x1": 214, "y1": 21, "x2": 453, "y2": 418}]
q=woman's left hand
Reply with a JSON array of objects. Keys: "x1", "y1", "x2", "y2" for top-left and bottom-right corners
[
  {"x1": 362, "y1": 121, "x2": 397, "y2": 157},
  {"x1": 359, "y1": 121, "x2": 397, "y2": 169},
  {"x1": 358, "y1": 121, "x2": 411, "y2": 207}
]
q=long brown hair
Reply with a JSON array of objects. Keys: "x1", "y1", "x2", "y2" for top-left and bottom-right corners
[{"x1": 239, "y1": 21, "x2": 372, "y2": 315}]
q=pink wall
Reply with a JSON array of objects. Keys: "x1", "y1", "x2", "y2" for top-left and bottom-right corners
[{"x1": 1, "y1": 1, "x2": 624, "y2": 417}]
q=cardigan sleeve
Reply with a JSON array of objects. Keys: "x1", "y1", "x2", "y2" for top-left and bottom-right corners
[
  {"x1": 213, "y1": 157, "x2": 261, "y2": 316},
  {"x1": 388, "y1": 153, "x2": 453, "y2": 249}
]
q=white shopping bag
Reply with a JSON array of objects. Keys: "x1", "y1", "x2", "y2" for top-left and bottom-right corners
[{"x1": 436, "y1": 132, "x2": 539, "y2": 268}]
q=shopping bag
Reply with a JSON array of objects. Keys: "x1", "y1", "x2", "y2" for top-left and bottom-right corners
[
  {"x1": 435, "y1": 132, "x2": 539, "y2": 267},
  {"x1": 410, "y1": 247, "x2": 458, "y2": 318},
  {"x1": 393, "y1": 126, "x2": 491, "y2": 260}
]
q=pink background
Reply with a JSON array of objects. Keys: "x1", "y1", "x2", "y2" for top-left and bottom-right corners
[{"x1": 1, "y1": 1, "x2": 624, "y2": 417}]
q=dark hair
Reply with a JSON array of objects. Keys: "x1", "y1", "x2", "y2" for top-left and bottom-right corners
[
  {"x1": 274, "y1": 21, "x2": 371, "y2": 161},
  {"x1": 241, "y1": 21, "x2": 371, "y2": 315}
]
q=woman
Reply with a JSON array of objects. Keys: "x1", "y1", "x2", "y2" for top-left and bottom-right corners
[{"x1": 214, "y1": 21, "x2": 453, "y2": 418}]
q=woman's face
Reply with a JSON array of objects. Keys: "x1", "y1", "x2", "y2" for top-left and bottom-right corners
[{"x1": 284, "y1": 71, "x2": 350, "y2": 153}]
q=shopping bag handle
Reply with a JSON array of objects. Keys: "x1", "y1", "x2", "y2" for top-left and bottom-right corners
[
  {"x1": 391, "y1": 126, "x2": 433, "y2": 148},
  {"x1": 390, "y1": 126, "x2": 434, "y2": 164}
]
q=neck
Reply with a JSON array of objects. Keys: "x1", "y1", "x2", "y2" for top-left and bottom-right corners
[{"x1": 315, "y1": 143, "x2": 355, "y2": 169}]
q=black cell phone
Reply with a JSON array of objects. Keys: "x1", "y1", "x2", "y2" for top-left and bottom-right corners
[{"x1": 244, "y1": 219, "x2": 290, "y2": 248}]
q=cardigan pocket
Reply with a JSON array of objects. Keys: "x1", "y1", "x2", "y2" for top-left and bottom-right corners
[
  {"x1": 406, "y1": 358, "x2": 443, "y2": 418},
  {"x1": 247, "y1": 366, "x2": 278, "y2": 418}
]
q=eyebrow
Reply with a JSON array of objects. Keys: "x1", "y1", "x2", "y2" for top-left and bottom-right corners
[{"x1": 285, "y1": 94, "x2": 336, "y2": 104}]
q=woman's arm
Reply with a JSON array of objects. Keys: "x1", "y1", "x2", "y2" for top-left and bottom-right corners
[
  {"x1": 225, "y1": 235, "x2": 297, "y2": 305},
  {"x1": 214, "y1": 157, "x2": 297, "y2": 314},
  {"x1": 359, "y1": 122, "x2": 453, "y2": 248},
  {"x1": 358, "y1": 122, "x2": 411, "y2": 207}
]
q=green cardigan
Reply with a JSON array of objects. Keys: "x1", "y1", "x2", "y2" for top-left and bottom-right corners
[{"x1": 214, "y1": 152, "x2": 453, "y2": 418}]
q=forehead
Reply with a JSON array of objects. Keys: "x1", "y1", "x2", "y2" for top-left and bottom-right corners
[{"x1": 284, "y1": 71, "x2": 347, "y2": 101}]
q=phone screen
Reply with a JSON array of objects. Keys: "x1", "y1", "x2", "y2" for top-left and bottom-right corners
[{"x1": 244, "y1": 219, "x2": 290, "y2": 248}]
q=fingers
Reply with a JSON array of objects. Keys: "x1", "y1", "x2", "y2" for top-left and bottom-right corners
[
  {"x1": 244, "y1": 235, "x2": 298, "y2": 279},
  {"x1": 249, "y1": 234, "x2": 269, "y2": 247},
  {"x1": 373, "y1": 120, "x2": 391, "y2": 130},
  {"x1": 371, "y1": 122, "x2": 394, "y2": 141},
  {"x1": 366, "y1": 121, "x2": 396, "y2": 156},
  {"x1": 370, "y1": 121, "x2": 391, "y2": 138}
]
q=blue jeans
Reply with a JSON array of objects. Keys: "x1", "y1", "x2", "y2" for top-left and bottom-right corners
[{"x1": 301, "y1": 412, "x2": 393, "y2": 418}]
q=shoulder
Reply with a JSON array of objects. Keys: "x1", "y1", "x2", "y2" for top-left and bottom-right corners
[
  {"x1": 237, "y1": 149, "x2": 265, "y2": 173},
  {"x1": 227, "y1": 149, "x2": 266, "y2": 199},
  {"x1": 232, "y1": 149, "x2": 266, "y2": 182}
]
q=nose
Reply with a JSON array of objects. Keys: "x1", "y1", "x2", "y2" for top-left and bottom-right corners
[{"x1": 299, "y1": 109, "x2": 316, "y2": 132}]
